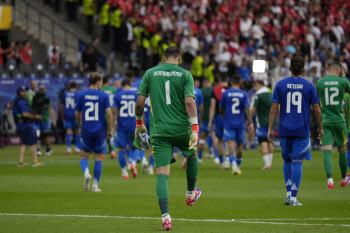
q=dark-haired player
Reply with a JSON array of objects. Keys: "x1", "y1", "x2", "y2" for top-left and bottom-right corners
[
  {"x1": 316, "y1": 63, "x2": 350, "y2": 188},
  {"x1": 219, "y1": 75, "x2": 253, "y2": 175},
  {"x1": 61, "y1": 82, "x2": 80, "y2": 154},
  {"x1": 268, "y1": 56, "x2": 323, "y2": 206},
  {"x1": 75, "y1": 72, "x2": 113, "y2": 192},
  {"x1": 135, "y1": 46, "x2": 201, "y2": 230}
]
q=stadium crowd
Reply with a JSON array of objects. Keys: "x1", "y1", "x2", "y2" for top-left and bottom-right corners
[{"x1": 38, "y1": 0, "x2": 350, "y2": 85}]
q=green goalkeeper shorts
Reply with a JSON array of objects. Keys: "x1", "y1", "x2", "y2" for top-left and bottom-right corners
[
  {"x1": 321, "y1": 122, "x2": 348, "y2": 147},
  {"x1": 151, "y1": 132, "x2": 196, "y2": 168}
]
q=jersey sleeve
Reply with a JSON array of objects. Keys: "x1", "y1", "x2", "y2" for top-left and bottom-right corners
[
  {"x1": 271, "y1": 83, "x2": 280, "y2": 103},
  {"x1": 253, "y1": 95, "x2": 259, "y2": 107},
  {"x1": 310, "y1": 84, "x2": 320, "y2": 105},
  {"x1": 244, "y1": 92, "x2": 250, "y2": 106},
  {"x1": 104, "y1": 93, "x2": 111, "y2": 109},
  {"x1": 184, "y1": 71, "x2": 195, "y2": 99},
  {"x1": 75, "y1": 93, "x2": 82, "y2": 111},
  {"x1": 113, "y1": 94, "x2": 119, "y2": 108},
  {"x1": 199, "y1": 91, "x2": 204, "y2": 105},
  {"x1": 137, "y1": 70, "x2": 149, "y2": 97},
  {"x1": 219, "y1": 93, "x2": 225, "y2": 107},
  {"x1": 19, "y1": 100, "x2": 30, "y2": 114},
  {"x1": 344, "y1": 78, "x2": 350, "y2": 93}
]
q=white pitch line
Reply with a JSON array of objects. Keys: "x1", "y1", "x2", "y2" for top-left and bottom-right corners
[
  {"x1": 238, "y1": 218, "x2": 350, "y2": 221},
  {"x1": 234, "y1": 220, "x2": 350, "y2": 227},
  {"x1": 1, "y1": 213, "x2": 349, "y2": 227}
]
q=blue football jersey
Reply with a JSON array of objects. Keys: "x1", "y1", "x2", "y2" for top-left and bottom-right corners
[
  {"x1": 219, "y1": 88, "x2": 250, "y2": 129},
  {"x1": 75, "y1": 89, "x2": 111, "y2": 138},
  {"x1": 272, "y1": 77, "x2": 319, "y2": 138},
  {"x1": 61, "y1": 90, "x2": 77, "y2": 119},
  {"x1": 113, "y1": 89, "x2": 138, "y2": 131},
  {"x1": 144, "y1": 96, "x2": 151, "y2": 126},
  {"x1": 194, "y1": 87, "x2": 204, "y2": 117}
]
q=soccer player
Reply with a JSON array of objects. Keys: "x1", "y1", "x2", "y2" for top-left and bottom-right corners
[
  {"x1": 199, "y1": 79, "x2": 215, "y2": 160},
  {"x1": 194, "y1": 85, "x2": 204, "y2": 163},
  {"x1": 251, "y1": 80, "x2": 274, "y2": 170},
  {"x1": 101, "y1": 75, "x2": 117, "y2": 158},
  {"x1": 75, "y1": 72, "x2": 113, "y2": 192},
  {"x1": 144, "y1": 96, "x2": 155, "y2": 174},
  {"x1": 316, "y1": 63, "x2": 350, "y2": 188},
  {"x1": 208, "y1": 75, "x2": 228, "y2": 169},
  {"x1": 113, "y1": 79, "x2": 140, "y2": 179},
  {"x1": 135, "y1": 46, "x2": 201, "y2": 230},
  {"x1": 61, "y1": 82, "x2": 80, "y2": 154},
  {"x1": 343, "y1": 91, "x2": 350, "y2": 177},
  {"x1": 268, "y1": 56, "x2": 323, "y2": 206},
  {"x1": 13, "y1": 86, "x2": 44, "y2": 167},
  {"x1": 220, "y1": 75, "x2": 254, "y2": 175}
]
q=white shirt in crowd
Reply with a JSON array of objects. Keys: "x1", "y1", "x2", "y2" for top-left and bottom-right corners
[
  {"x1": 180, "y1": 36, "x2": 199, "y2": 57},
  {"x1": 239, "y1": 17, "x2": 252, "y2": 38},
  {"x1": 309, "y1": 59, "x2": 322, "y2": 78},
  {"x1": 215, "y1": 50, "x2": 231, "y2": 73},
  {"x1": 47, "y1": 44, "x2": 59, "y2": 58},
  {"x1": 331, "y1": 24, "x2": 345, "y2": 44}
]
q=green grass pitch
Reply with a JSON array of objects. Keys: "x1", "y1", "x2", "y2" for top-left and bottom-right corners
[{"x1": 0, "y1": 145, "x2": 350, "y2": 232}]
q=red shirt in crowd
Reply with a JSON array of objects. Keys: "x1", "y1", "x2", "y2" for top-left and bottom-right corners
[{"x1": 20, "y1": 46, "x2": 32, "y2": 64}]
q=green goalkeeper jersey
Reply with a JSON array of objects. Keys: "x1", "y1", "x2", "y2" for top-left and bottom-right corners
[
  {"x1": 252, "y1": 87, "x2": 272, "y2": 127},
  {"x1": 316, "y1": 75, "x2": 350, "y2": 123},
  {"x1": 344, "y1": 92, "x2": 350, "y2": 133},
  {"x1": 102, "y1": 86, "x2": 116, "y2": 107},
  {"x1": 137, "y1": 63, "x2": 195, "y2": 137}
]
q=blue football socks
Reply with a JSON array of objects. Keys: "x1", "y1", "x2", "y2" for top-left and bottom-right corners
[
  {"x1": 66, "y1": 134, "x2": 71, "y2": 149},
  {"x1": 94, "y1": 161, "x2": 102, "y2": 182},
  {"x1": 118, "y1": 150, "x2": 126, "y2": 169},
  {"x1": 214, "y1": 149, "x2": 219, "y2": 159},
  {"x1": 229, "y1": 156, "x2": 236, "y2": 164},
  {"x1": 237, "y1": 158, "x2": 242, "y2": 167},
  {"x1": 207, "y1": 135, "x2": 213, "y2": 153},
  {"x1": 283, "y1": 160, "x2": 292, "y2": 194},
  {"x1": 347, "y1": 150, "x2": 350, "y2": 170},
  {"x1": 291, "y1": 161, "x2": 303, "y2": 199},
  {"x1": 80, "y1": 158, "x2": 89, "y2": 175},
  {"x1": 138, "y1": 150, "x2": 145, "y2": 161},
  {"x1": 198, "y1": 150, "x2": 203, "y2": 160},
  {"x1": 149, "y1": 155, "x2": 155, "y2": 167}
]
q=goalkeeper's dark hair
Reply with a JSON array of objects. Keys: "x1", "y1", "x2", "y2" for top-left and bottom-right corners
[
  {"x1": 126, "y1": 70, "x2": 135, "y2": 80},
  {"x1": 230, "y1": 75, "x2": 241, "y2": 85},
  {"x1": 70, "y1": 82, "x2": 77, "y2": 89},
  {"x1": 89, "y1": 72, "x2": 102, "y2": 85},
  {"x1": 103, "y1": 75, "x2": 111, "y2": 84},
  {"x1": 219, "y1": 73, "x2": 228, "y2": 82},
  {"x1": 121, "y1": 79, "x2": 131, "y2": 87},
  {"x1": 164, "y1": 46, "x2": 181, "y2": 59},
  {"x1": 253, "y1": 80, "x2": 265, "y2": 86},
  {"x1": 290, "y1": 56, "x2": 305, "y2": 76}
]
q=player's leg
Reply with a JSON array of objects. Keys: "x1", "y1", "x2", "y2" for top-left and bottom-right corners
[
  {"x1": 92, "y1": 153, "x2": 103, "y2": 192},
  {"x1": 25, "y1": 125, "x2": 43, "y2": 167},
  {"x1": 268, "y1": 141, "x2": 274, "y2": 168},
  {"x1": 152, "y1": 136, "x2": 173, "y2": 230},
  {"x1": 146, "y1": 125, "x2": 154, "y2": 174},
  {"x1": 197, "y1": 132, "x2": 206, "y2": 164},
  {"x1": 289, "y1": 137, "x2": 311, "y2": 206},
  {"x1": 117, "y1": 130, "x2": 129, "y2": 179},
  {"x1": 211, "y1": 133, "x2": 220, "y2": 164},
  {"x1": 338, "y1": 145, "x2": 349, "y2": 186},
  {"x1": 205, "y1": 133, "x2": 214, "y2": 158},
  {"x1": 64, "y1": 119, "x2": 73, "y2": 154},
  {"x1": 80, "y1": 137, "x2": 91, "y2": 191},
  {"x1": 279, "y1": 136, "x2": 293, "y2": 205},
  {"x1": 260, "y1": 141, "x2": 270, "y2": 169},
  {"x1": 235, "y1": 128, "x2": 246, "y2": 172},
  {"x1": 226, "y1": 140, "x2": 238, "y2": 174},
  {"x1": 347, "y1": 133, "x2": 350, "y2": 177},
  {"x1": 321, "y1": 125, "x2": 334, "y2": 188},
  {"x1": 215, "y1": 116, "x2": 225, "y2": 168},
  {"x1": 18, "y1": 145, "x2": 27, "y2": 166},
  {"x1": 333, "y1": 122, "x2": 349, "y2": 186},
  {"x1": 128, "y1": 131, "x2": 138, "y2": 178},
  {"x1": 74, "y1": 128, "x2": 81, "y2": 153}
]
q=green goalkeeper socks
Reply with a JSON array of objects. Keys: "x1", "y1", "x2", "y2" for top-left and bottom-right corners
[
  {"x1": 339, "y1": 150, "x2": 347, "y2": 179},
  {"x1": 323, "y1": 150, "x2": 332, "y2": 179},
  {"x1": 156, "y1": 174, "x2": 169, "y2": 215},
  {"x1": 186, "y1": 157, "x2": 198, "y2": 192}
]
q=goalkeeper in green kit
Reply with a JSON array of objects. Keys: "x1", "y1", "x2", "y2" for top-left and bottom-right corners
[
  {"x1": 316, "y1": 63, "x2": 350, "y2": 188},
  {"x1": 135, "y1": 46, "x2": 201, "y2": 231}
]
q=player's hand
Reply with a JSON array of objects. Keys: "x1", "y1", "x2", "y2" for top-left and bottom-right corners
[
  {"x1": 247, "y1": 122, "x2": 254, "y2": 134},
  {"x1": 317, "y1": 128, "x2": 324, "y2": 139},
  {"x1": 208, "y1": 122, "x2": 213, "y2": 131},
  {"x1": 52, "y1": 121, "x2": 57, "y2": 128},
  {"x1": 135, "y1": 124, "x2": 147, "y2": 136},
  {"x1": 189, "y1": 130, "x2": 199, "y2": 150},
  {"x1": 36, "y1": 114, "x2": 42, "y2": 120},
  {"x1": 267, "y1": 129, "x2": 275, "y2": 143},
  {"x1": 78, "y1": 128, "x2": 81, "y2": 135},
  {"x1": 107, "y1": 129, "x2": 114, "y2": 140}
]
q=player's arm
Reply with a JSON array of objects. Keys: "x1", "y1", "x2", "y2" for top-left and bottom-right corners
[
  {"x1": 251, "y1": 106, "x2": 257, "y2": 116},
  {"x1": 208, "y1": 98, "x2": 216, "y2": 129},
  {"x1": 106, "y1": 107, "x2": 114, "y2": 139},
  {"x1": 59, "y1": 103, "x2": 64, "y2": 120},
  {"x1": 22, "y1": 111, "x2": 42, "y2": 120},
  {"x1": 312, "y1": 103, "x2": 324, "y2": 139},
  {"x1": 199, "y1": 103, "x2": 204, "y2": 124},
  {"x1": 245, "y1": 106, "x2": 254, "y2": 134},
  {"x1": 49, "y1": 106, "x2": 57, "y2": 127},
  {"x1": 267, "y1": 102, "x2": 279, "y2": 142},
  {"x1": 75, "y1": 110, "x2": 81, "y2": 130},
  {"x1": 185, "y1": 97, "x2": 199, "y2": 150},
  {"x1": 135, "y1": 95, "x2": 147, "y2": 136},
  {"x1": 112, "y1": 107, "x2": 118, "y2": 129}
]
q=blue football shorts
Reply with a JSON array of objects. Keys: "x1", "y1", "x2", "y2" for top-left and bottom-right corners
[
  {"x1": 81, "y1": 137, "x2": 107, "y2": 154},
  {"x1": 117, "y1": 129, "x2": 135, "y2": 149},
  {"x1": 214, "y1": 115, "x2": 224, "y2": 139},
  {"x1": 18, "y1": 124, "x2": 37, "y2": 146},
  {"x1": 223, "y1": 128, "x2": 246, "y2": 143},
  {"x1": 199, "y1": 122, "x2": 209, "y2": 134},
  {"x1": 64, "y1": 117, "x2": 78, "y2": 129},
  {"x1": 279, "y1": 136, "x2": 311, "y2": 161},
  {"x1": 34, "y1": 122, "x2": 50, "y2": 132}
]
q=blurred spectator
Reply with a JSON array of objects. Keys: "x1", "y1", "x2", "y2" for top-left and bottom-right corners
[
  {"x1": 47, "y1": 39, "x2": 60, "y2": 60},
  {"x1": 99, "y1": 0, "x2": 110, "y2": 43},
  {"x1": 237, "y1": 59, "x2": 250, "y2": 81},
  {"x1": 66, "y1": 0, "x2": 78, "y2": 22},
  {"x1": 239, "y1": 15, "x2": 252, "y2": 43},
  {"x1": 49, "y1": 48, "x2": 60, "y2": 65},
  {"x1": 5, "y1": 41, "x2": 17, "y2": 66},
  {"x1": 0, "y1": 41, "x2": 4, "y2": 71},
  {"x1": 82, "y1": 43, "x2": 98, "y2": 72},
  {"x1": 180, "y1": 31, "x2": 199, "y2": 65},
  {"x1": 83, "y1": 0, "x2": 96, "y2": 34},
  {"x1": 19, "y1": 41, "x2": 32, "y2": 77},
  {"x1": 215, "y1": 46, "x2": 231, "y2": 74},
  {"x1": 309, "y1": 55, "x2": 322, "y2": 78}
]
